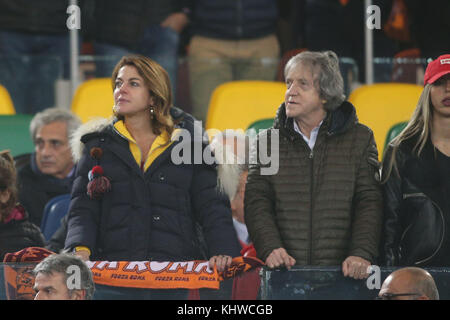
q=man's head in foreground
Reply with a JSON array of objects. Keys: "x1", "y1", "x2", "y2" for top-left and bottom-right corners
[
  {"x1": 33, "y1": 253, "x2": 94, "y2": 300},
  {"x1": 378, "y1": 267, "x2": 439, "y2": 300}
]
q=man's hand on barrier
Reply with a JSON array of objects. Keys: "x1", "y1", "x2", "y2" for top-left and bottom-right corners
[
  {"x1": 265, "y1": 248, "x2": 296, "y2": 270},
  {"x1": 209, "y1": 255, "x2": 232, "y2": 272},
  {"x1": 342, "y1": 256, "x2": 371, "y2": 280}
]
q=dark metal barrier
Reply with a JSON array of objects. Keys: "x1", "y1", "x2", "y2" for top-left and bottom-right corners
[
  {"x1": 260, "y1": 266, "x2": 450, "y2": 300},
  {"x1": 2, "y1": 263, "x2": 449, "y2": 300}
]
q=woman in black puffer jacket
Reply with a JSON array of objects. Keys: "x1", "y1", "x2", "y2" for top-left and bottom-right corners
[
  {"x1": 0, "y1": 151, "x2": 45, "y2": 261},
  {"x1": 65, "y1": 55, "x2": 241, "y2": 267}
]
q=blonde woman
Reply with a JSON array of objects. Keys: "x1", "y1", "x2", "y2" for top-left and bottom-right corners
[{"x1": 382, "y1": 54, "x2": 450, "y2": 267}]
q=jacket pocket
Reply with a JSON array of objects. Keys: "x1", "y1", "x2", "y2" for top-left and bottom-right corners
[{"x1": 399, "y1": 193, "x2": 445, "y2": 265}]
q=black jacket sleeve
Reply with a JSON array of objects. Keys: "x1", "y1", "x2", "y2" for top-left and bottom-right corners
[
  {"x1": 381, "y1": 145, "x2": 404, "y2": 266},
  {"x1": 45, "y1": 214, "x2": 69, "y2": 253},
  {"x1": 64, "y1": 141, "x2": 101, "y2": 254},
  {"x1": 349, "y1": 132, "x2": 383, "y2": 264}
]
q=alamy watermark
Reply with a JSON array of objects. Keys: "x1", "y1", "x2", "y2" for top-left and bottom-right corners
[
  {"x1": 66, "y1": 265, "x2": 81, "y2": 290},
  {"x1": 366, "y1": 5, "x2": 381, "y2": 30},
  {"x1": 66, "y1": 4, "x2": 81, "y2": 30},
  {"x1": 66, "y1": 4, "x2": 382, "y2": 31},
  {"x1": 170, "y1": 121, "x2": 279, "y2": 175},
  {"x1": 366, "y1": 265, "x2": 381, "y2": 290}
]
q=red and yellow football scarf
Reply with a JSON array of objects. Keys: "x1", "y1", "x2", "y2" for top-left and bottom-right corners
[
  {"x1": 3, "y1": 247, "x2": 54, "y2": 300},
  {"x1": 3, "y1": 247, "x2": 264, "y2": 298},
  {"x1": 85, "y1": 256, "x2": 263, "y2": 290}
]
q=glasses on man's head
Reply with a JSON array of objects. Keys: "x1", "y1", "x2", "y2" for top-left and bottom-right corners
[{"x1": 376, "y1": 292, "x2": 422, "y2": 300}]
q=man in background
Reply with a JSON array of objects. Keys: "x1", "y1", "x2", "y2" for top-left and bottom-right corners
[{"x1": 17, "y1": 108, "x2": 81, "y2": 228}]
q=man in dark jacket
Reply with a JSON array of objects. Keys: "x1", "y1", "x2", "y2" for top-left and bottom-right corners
[
  {"x1": 17, "y1": 108, "x2": 81, "y2": 230},
  {"x1": 244, "y1": 51, "x2": 383, "y2": 280}
]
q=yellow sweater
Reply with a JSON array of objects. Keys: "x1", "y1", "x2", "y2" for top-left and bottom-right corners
[{"x1": 113, "y1": 120, "x2": 175, "y2": 172}]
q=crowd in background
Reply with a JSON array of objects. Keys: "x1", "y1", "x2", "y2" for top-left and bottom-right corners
[
  {"x1": 0, "y1": 0, "x2": 449, "y2": 300},
  {"x1": 0, "y1": 0, "x2": 449, "y2": 116}
]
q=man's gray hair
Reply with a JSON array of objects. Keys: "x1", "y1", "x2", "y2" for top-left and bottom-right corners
[
  {"x1": 284, "y1": 50, "x2": 346, "y2": 111},
  {"x1": 33, "y1": 254, "x2": 95, "y2": 300},
  {"x1": 30, "y1": 108, "x2": 82, "y2": 142}
]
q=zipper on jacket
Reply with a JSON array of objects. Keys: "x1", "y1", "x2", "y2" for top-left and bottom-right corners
[
  {"x1": 308, "y1": 148, "x2": 314, "y2": 265},
  {"x1": 296, "y1": 135, "x2": 314, "y2": 265},
  {"x1": 403, "y1": 192, "x2": 427, "y2": 199},
  {"x1": 292, "y1": 132, "x2": 315, "y2": 264}
]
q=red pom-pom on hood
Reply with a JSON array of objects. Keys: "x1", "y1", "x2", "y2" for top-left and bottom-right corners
[{"x1": 91, "y1": 165, "x2": 104, "y2": 176}]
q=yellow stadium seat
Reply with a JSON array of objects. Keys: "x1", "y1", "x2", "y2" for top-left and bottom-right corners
[
  {"x1": 71, "y1": 78, "x2": 114, "y2": 123},
  {"x1": 205, "y1": 81, "x2": 285, "y2": 136},
  {"x1": 247, "y1": 118, "x2": 274, "y2": 132},
  {"x1": 0, "y1": 84, "x2": 15, "y2": 114},
  {"x1": 348, "y1": 83, "x2": 423, "y2": 159}
]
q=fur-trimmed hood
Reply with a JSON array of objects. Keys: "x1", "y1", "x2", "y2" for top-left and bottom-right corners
[
  {"x1": 70, "y1": 107, "x2": 192, "y2": 163},
  {"x1": 70, "y1": 116, "x2": 112, "y2": 163},
  {"x1": 70, "y1": 113, "x2": 244, "y2": 201},
  {"x1": 274, "y1": 101, "x2": 358, "y2": 137},
  {"x1": 209, "y1": 133, "x2": 247, "y2": 201}
]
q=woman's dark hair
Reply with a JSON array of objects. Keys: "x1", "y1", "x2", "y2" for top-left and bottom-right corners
[{"x1": 0, "y1": 150, "x2": 17, "y2": 221}]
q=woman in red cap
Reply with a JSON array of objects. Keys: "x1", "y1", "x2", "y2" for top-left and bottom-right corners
[{"x1": 382, "y1": 54, "x2": 450, "y2": 267}]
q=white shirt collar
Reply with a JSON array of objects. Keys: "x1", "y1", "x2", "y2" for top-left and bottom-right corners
[
  {"x1": 233, "y1": 218, "x2": 250, "y2": 245},
  {"x1": 293, "y1": 119, "x2": 324, "y2": 150}
]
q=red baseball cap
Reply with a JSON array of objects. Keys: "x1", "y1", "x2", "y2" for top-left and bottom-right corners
[{"x1": 424, "y1": 54, "x2": 450, "y2": 85}]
